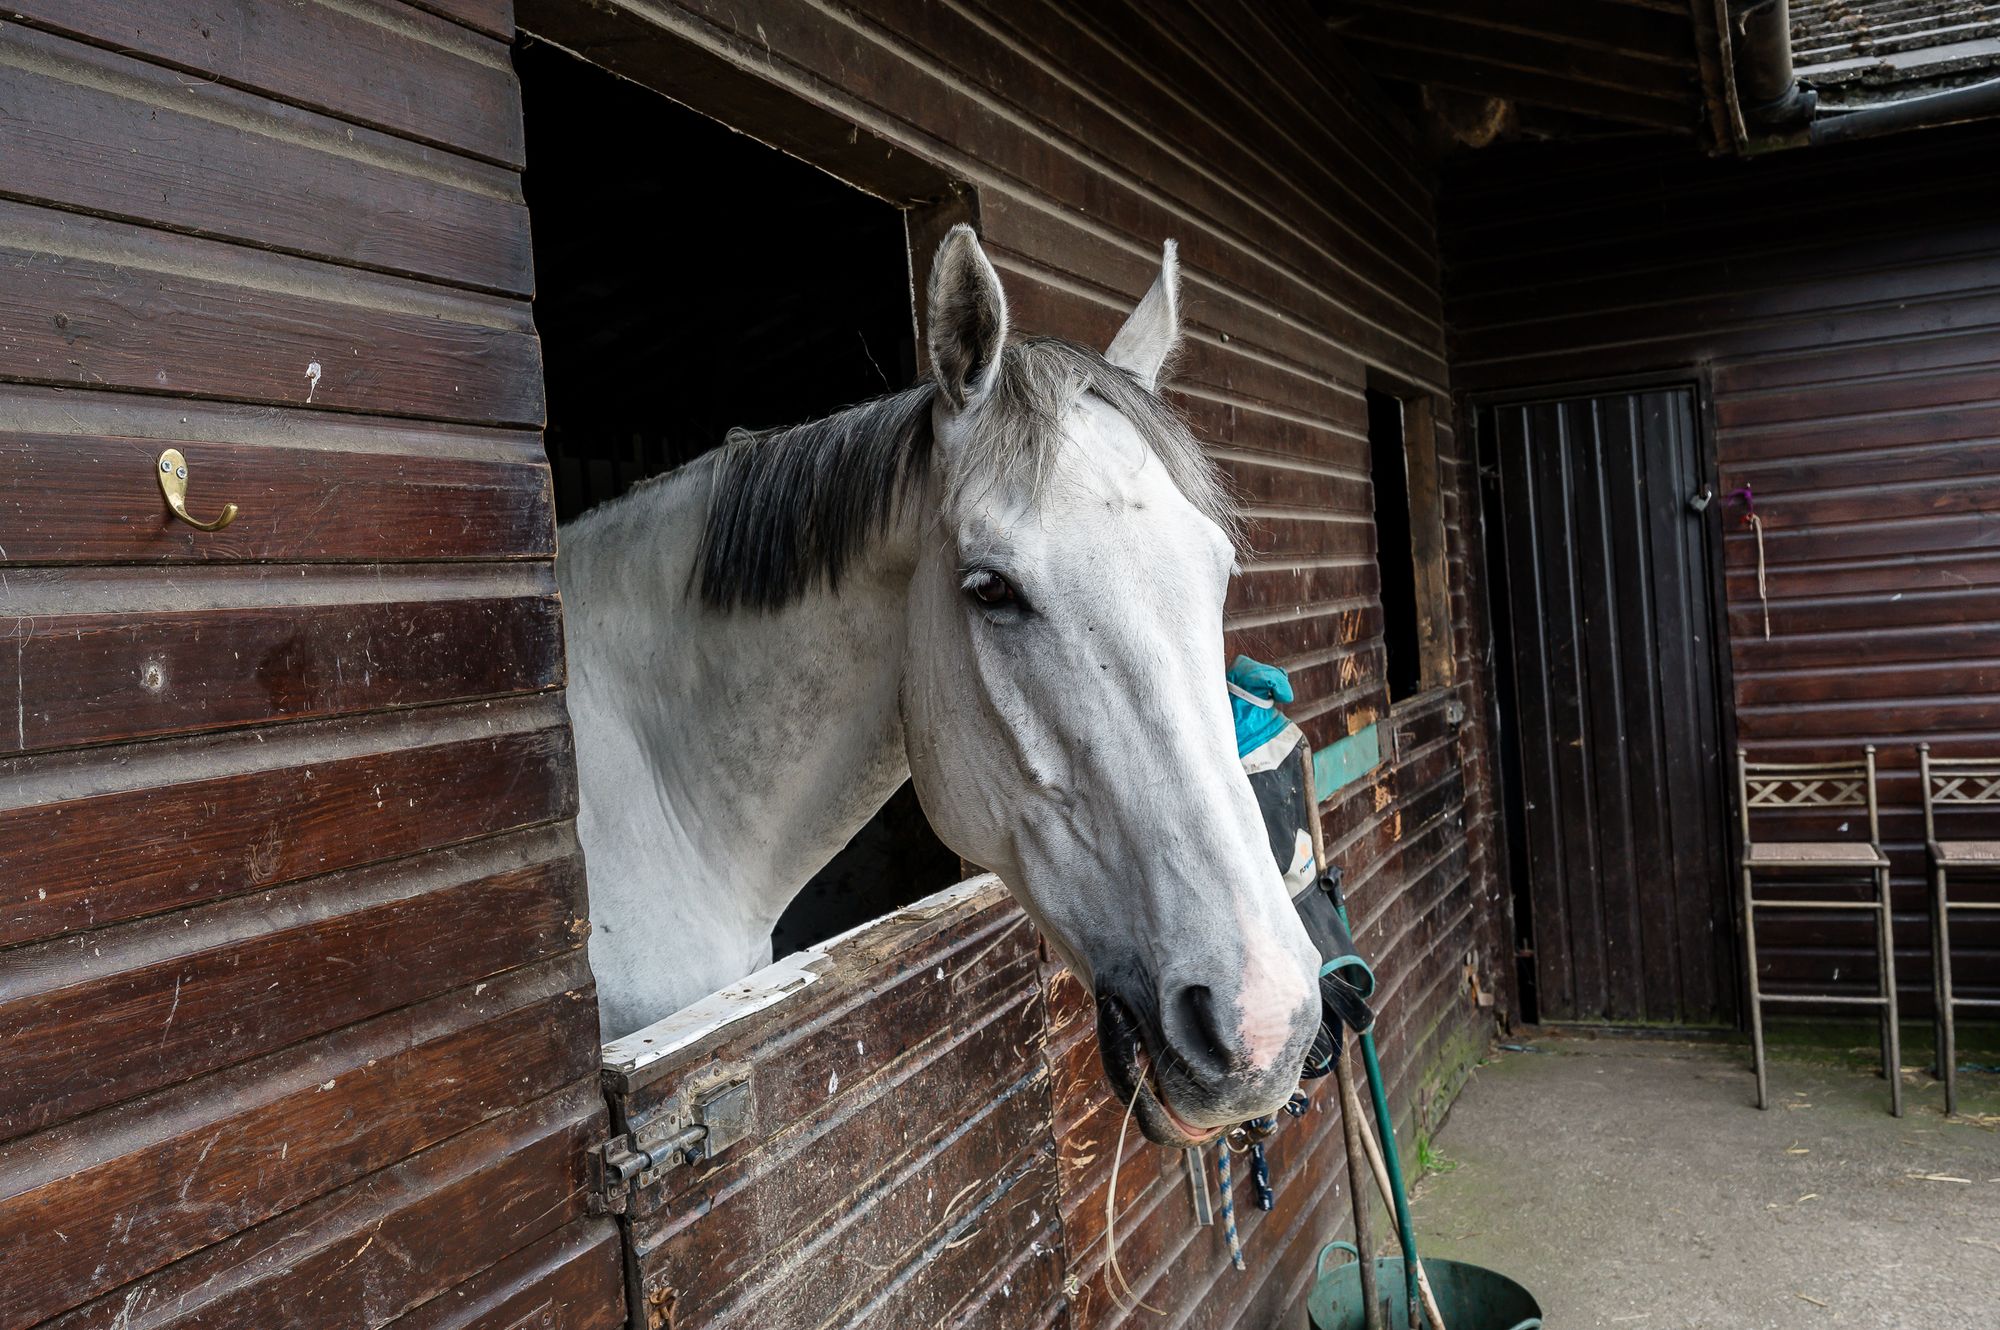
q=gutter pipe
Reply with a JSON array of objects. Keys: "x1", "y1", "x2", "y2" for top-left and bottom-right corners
[{"x1": 1726, "y1": 0, "x2": 2000, "y2": 148}]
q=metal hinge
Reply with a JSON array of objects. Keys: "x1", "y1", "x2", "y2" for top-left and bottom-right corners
[{"x1": 589, "y1": 1072, "x2": 755, "y2": 1215}]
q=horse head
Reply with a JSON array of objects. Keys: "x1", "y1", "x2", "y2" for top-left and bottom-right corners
[{"x1": 901, "y1": 227, "x2": 1321, "y2": 1145}]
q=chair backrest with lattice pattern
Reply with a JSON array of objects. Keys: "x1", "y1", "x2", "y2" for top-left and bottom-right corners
[
  {"x1": 1736, "y1": 746, "x2": 1882, "y2": 850},
  {"x1": 1918, "y1": 742, "x2": 2000, "y2": 845}
]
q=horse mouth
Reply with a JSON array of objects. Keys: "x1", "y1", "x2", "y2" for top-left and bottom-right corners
[{"x1": 1095, "y1": 992, "x2": 1226, "y2": 1148}]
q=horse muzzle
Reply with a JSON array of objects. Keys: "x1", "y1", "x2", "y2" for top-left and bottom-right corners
[{"x1": 1093, "y1": 983, "x2": 1314, "y2": 1147}]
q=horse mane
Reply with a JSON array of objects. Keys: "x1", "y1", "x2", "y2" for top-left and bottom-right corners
[{"x1": 691, "y1": 337, "x2": 1239, "y2": 611}]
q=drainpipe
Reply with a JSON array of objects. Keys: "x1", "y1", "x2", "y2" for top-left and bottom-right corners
[
  {"x1": 1727, "y1": 0, "x2": 2000, "y2": 148},
  {"x1": 1731, "y1": 0, "x2": 1815, "y2": 133}
]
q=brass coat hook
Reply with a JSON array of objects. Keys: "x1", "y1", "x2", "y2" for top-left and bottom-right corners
[{"x1": 157, "y1": 448, "x2": 239, "y2": 531}]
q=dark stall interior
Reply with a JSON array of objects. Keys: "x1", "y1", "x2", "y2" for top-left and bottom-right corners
[{"x1": 517, "y1": 39, "x2": 962, "y2": 965}]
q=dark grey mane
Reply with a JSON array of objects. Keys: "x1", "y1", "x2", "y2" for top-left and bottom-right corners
[{"x1": 693, "y1": 337, "x2": 1238, "y2": 611}]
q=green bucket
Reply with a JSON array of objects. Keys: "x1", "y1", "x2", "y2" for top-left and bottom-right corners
[{"x1": 1308, "y1": 1243, "x2": 1543, "y2": 1330}]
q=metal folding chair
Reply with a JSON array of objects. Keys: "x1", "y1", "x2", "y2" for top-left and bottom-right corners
[
  {"x1": 1918, "y1": 743, "x2": 2000, "y2": 1116},
  {"x1": 1737, "y1": 746, "x2": 1901, "y2": 1116}
]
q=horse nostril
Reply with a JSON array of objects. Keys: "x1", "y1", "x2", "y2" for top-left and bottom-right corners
[{"x1": 1165, "y1": 983, "x2": 1234, "y2": 1079}]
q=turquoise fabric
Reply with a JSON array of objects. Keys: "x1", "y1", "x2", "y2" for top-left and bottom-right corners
[{"x1": 1228, "y1": 655, "x2": 1294, "y2": 759}]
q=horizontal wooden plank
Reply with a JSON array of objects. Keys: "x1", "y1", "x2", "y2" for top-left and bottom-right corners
[
  {"x1": 1716, "y1": 363, "x2": 2000, "y2": 431},
  {"x1": 921, "y1": 0, "x2": 1441, "y2": 314},
  {"x1": 622, "y1": 898, "x2": 1037, "y2": 1211},
  {"x1": 0, "y1": 386, "x2": 551, "y2": 564},
  {"x1": 641, "y1": 1081, "x2": 1051, "y2": 1329},
  {"x1": 0, "y1": 200, "x2": 542, "y2": 425},
  {"x1": 0, "y1": 20, "x2": 530, "y2": 293},
  {"x1": 0, "y1": 824, "x2": 586, "y2": 1141},
  {"x1": 1343, "y1": 6, "x2": 1698, "y2": 99},
  {"x1": 1720, "y1": 439, "x2": 2000, "y2": 503},
  {"x1": 45, "y1": 1078, "x2": 607, "y2": 1330},
  {"x1": 405, "y1": 0, "x2": 516, "y2": 43},
  {"x1": 389, "y1": 1221, "x2": 627, "y2": 1330},
  {"x1": 0, "y1": 955, "x2": 596, "y2": 1327},
  {"x1": 1167, "y1": 0, "x2": 1432, "y2": 223},
  {"x1": 1352, "y1": 39, "x2": 1695, "y2": 127},
  {"x1": 0, "y1": 694, "x2": 575, "y2": 948},
  {"x1": 1340, "y1": 0, "x2": 1696, "y2": 60},
  {"x1": 858, "y1": 1148, "x2": 1064, "y2": 1330},
  {"x1": 4, "y1": 0, "x2": 525, "y2": 167},
  {"x1": 1713, "y1": 330, "x2": 2000, "y2": 397},
  {"x1": 1, "y1": 566, "x2": 561, "y2": 753},
  {"x1": 1735, "y1": 658, "x2": 2000, "y2": 710},
  {"x1": 1719, "y1": 400, "x2": 2000, "y2": 466},
  {"x1": 634, "y1": 988, "x2": 1044, "y2": 1308}
]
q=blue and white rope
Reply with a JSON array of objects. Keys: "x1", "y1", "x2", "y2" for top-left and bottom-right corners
[{"x1": 1216, "y1": 1145, "x2": 1246, "y2": 1270}]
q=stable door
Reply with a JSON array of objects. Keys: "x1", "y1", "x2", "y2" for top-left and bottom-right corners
[{"x1": 1480, "y1": 386, "x2": 1737, "y2": 1026}]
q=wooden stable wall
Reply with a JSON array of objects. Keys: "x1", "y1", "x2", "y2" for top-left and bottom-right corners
[
  {"x1": 1446, "y1": 120, "x2": 2000, "y2": 1014},
  {"x1": 0, "y1": 1, "x2": 1508, "y2": 1327},
  {"x1": 521, "y1": 0, "x2": 1507, "y2": 1323},
  {"x1": 0, "y1": 1, "x2": 628, "y2": 1326}
]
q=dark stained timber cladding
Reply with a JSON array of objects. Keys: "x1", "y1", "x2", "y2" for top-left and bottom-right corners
[
  {"x1": 0, "y1": 20, "x2": 532, "y2": 293},
  {"x1": 0, "y1": 387, "x2": 553, "y2": 566},
  {"x1": 502, "y1": 0, "x2": 1502, "y2": 1324},
  {"x1": 0, "y1": 827, "x2": 587, "y2": 1143},
  {"x1": 0, "y1": 0, "x2": 605, "y2": 1322},
  {"x1": 3, "y1": 0, "x2": 526, "y2": 167},
  {"x1": 0, "y1": 957, "x2": 597, "y2": 1327},
  {"x1": 41, "y1": 1079, "x2": 606, "y2": 1330},
  {"x1": 0, "y1": 696, "x2": 576, "y2": 949},
  {"x1": 0, "y1": 0, "x2": 1504, "y2": 1327},
  {"x1": 1447, "y1": 119, "x2": 2000, "y2": 1013},
  {"x1": 0, "y1": 573, "x2": 564, "y2": 754},
  {"x1": 0, "y1": 201, "x2": 543, "y2": 426}
]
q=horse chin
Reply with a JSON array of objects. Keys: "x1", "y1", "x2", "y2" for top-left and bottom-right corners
[{"x1": 1094, "y1": 993, "x2": 1227, "y2": 1148}]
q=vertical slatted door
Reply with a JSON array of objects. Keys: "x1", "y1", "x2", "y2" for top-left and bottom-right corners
[
  {"x1": 1484, "y1": 388, "x2": 1736, "y2": 1026},
  {"x1": 0, "y1": 3, "x2": 624, "y2": 1327}
]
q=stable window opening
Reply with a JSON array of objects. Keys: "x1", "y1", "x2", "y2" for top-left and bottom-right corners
[
  {"x1": 518, "y1": 40, "x2": 963, "y2": 974},
  {"x1": 1367, "y1": 386, "x2": 1452, "y2": 702}
]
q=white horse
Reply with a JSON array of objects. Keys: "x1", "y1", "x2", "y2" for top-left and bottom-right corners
[{"x1": 557, "y1": 228, "x2": 1319, "y2": 1143}]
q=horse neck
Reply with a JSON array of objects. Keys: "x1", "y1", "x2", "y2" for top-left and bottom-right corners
[{"x1": 559, "y1": 471, "x2": 920, "y2": 988}]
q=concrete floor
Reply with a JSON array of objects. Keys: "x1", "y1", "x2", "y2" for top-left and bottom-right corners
[{"x1": 1405, "y1": 1028, "x2": 2000, "y2": 1329}]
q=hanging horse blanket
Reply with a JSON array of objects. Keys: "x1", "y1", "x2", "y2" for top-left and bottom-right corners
[{"x1": 1228, "y1": 656, "x2": 1376, "y2": 1068}]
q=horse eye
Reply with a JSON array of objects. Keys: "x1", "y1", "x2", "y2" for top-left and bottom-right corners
[{"x1": 965, "y1": 571, "x2": 1018, "y2": 608}]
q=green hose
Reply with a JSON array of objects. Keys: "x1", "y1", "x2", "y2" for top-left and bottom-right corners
[{"x1": 1338, "y1": 899, "x2": 1426, "y2": 1329}]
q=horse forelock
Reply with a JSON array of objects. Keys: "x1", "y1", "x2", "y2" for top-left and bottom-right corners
[{"x1": 692, "y1": 337, "x2": 1239, "y2": 611}]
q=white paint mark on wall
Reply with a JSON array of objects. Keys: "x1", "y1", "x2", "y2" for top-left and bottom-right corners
[{"x1": 304, "y1": 361, "x2": 323, "y2": 403}]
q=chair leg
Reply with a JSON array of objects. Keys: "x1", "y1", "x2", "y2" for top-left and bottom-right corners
[
  {"x1": 1938, "y1": 868, "x2": 1958, "y2": 1118},
  {"x1": 1929, "y1": 860, "x2": 1946, "y2": 1082},
  {"x1": 1878, "y1": 865, "x2": 1902, "y2": 1118},
  {"x1": 1742, "y1": 865, "x2": 1768, "y2": 1110}
]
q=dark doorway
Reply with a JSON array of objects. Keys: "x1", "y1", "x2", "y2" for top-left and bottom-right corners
[
  {"x1": 518, "y1": 39, "x2": 962, "y2": 958},
  {"x1": 1478, "y1": 386, "x2": 1736, "y2": 1026}
]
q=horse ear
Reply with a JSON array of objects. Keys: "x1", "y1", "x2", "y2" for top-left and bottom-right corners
[
  {"x1": 926, "y1": 225, "x2": 1009, "y2": 410},
  {"x1": 1105, "y1": 240, "x2": 1180, "y2": 390}
]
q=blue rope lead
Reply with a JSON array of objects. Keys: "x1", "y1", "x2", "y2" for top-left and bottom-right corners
[{"x1": 1216, "y1": 1146, "x2": 1246, "y2": 1270}]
